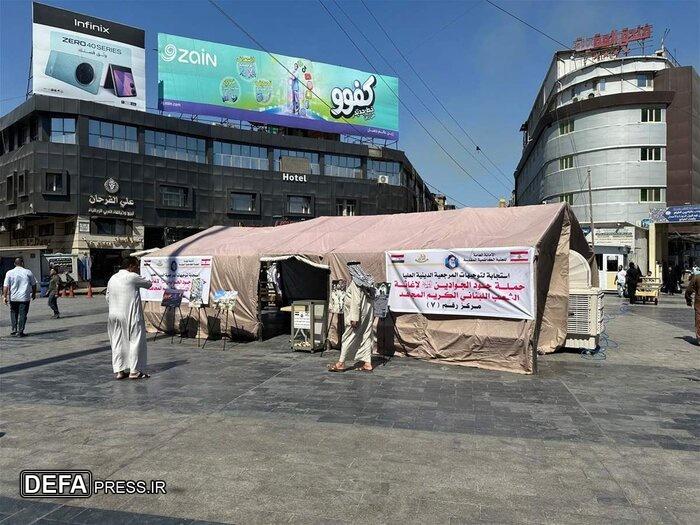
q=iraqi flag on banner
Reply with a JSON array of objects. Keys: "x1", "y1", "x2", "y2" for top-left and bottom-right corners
[
  {"x1": 510, "y1": 250, "x2": 529, "y2": 263},
  {"x1": 389, "y1": 253, "x2": 404, "y2": 263}
]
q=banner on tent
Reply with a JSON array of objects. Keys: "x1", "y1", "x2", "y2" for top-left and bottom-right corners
[
  {"x1": 386, "y1": 247, "x2": 535, "y2": 320},
  {"x1": 140, "y1": 256, "x2": 212, "y2": 304}
]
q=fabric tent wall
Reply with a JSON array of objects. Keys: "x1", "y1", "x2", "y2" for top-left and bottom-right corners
[{"x1": 142, "y1": 204, "x2": 595, "y2": 373}]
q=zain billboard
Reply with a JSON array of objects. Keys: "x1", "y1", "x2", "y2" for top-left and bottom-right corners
[
  {"x1": 157, "y1": 33, "x2": 399, "y2": 139},
  {"x1": 32, "y1": 2, "x2": 146, "y2": 111}
]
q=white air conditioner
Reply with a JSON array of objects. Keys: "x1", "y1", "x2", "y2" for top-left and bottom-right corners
[
  {"x1": 377, "y1": 175, "x2": 389, "y2": 184},
  {"x1": 564, "y1": 250, "x2": 604, "y2": 350}
]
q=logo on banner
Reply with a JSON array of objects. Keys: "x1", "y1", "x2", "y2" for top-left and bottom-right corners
[
  {"x1": 161, "y1": 43, "x2": 217, "y2": 67},
  {"x1": 104, "y1": 178, "x2": 119, "y2": 194},
  {"x1": 330, "y1": 75, "x2": 377, "y2": 119},
  {"x1": 415, "y1": 253, "x2": 428, "y2": 263},
  {"x1": 510, "y1": 250, "x2": 529, "y2": 263}
]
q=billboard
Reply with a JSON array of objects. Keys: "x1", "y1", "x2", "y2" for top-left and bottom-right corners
[
  {"x1": 32, "y1": 2, "x2": 146, "y2": 111},
  {"x1": 157, "y1": 33, "x2": 399, "y2": 139}
]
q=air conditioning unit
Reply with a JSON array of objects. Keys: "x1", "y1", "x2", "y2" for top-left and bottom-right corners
[
  {"x1": 377, "y1": 175, "x2": 389, "y2": 184},
  {"x1": 564, "y1": 250, "x2": 604, "y2": 350}
]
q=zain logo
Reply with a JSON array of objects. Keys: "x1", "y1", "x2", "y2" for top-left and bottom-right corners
[
  {"x1": 161, "y1": 43, "x2": 217, "y2": 67},
  {"x1": 104, "y1": 178, "x2": 119, "y2": 194}
]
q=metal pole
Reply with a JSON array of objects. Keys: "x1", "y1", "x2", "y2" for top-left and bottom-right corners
[{"x1": 587, "y1": 168, "x2": 595, "y2": 250}]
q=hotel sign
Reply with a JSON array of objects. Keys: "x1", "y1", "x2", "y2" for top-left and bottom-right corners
[{"x1": 573, "y1": 24, "x2": 652, "y2": 53}]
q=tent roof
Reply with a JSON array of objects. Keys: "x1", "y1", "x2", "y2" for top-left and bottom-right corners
[{"x1": 152, "y1": 203, "x2": 571, "y2": 258}]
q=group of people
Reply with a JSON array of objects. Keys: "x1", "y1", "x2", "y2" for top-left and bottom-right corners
[{"x1": 614, "y1": 262, "x2": 644, "y2": 303}]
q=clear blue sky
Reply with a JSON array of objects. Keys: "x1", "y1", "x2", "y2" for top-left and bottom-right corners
[{"x1": 1, "y1": 0, "x2": 698, "y2": 207}]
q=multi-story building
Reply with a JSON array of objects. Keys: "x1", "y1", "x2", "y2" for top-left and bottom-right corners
[
  {"x1": 0, "y1": 95, "x2": 436, "y2": 284},
  {"x1": 515, "y1": 46, "x2": 699, "y2": 288}
]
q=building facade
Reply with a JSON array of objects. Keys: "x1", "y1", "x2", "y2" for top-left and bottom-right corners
[
  {"x1": 0, "y1": 95, "x2": 436, "y2": 284},
  {"x1": 515, "y1": 49, "x2": 699, "y2": 286}
]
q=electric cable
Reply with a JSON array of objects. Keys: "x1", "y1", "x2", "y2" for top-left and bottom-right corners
[
  {"x1": 330, "y1": 0, "x2": 510, "y2": 192},
  {"x1": 315, "y1": 0, "x2": 500, "y2": 200},
  {"x1": 206, "y1": 0, "x2": 475, "y2": 206},
  {"x1": 360, "y1": 0, "x2": 513, "y2": 189}
]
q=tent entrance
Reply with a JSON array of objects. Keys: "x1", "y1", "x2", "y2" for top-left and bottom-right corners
[{"x1": 258, "y1": 256, "x2": 330, "y2": 340}]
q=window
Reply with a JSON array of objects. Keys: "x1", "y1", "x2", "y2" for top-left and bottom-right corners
[
  {"x1": 214, "y1": 141, "x2": 268, "y2": 170},
  {"x1": 640, "y1": 188, "x2": 662, "y2": 202},
  {"x1": 90, "y1": 219, "x2": 133, "y2": 236},
  {"x1": 37, "y1": 223, "x2": 54, "y2": 237},
  {"x1": 367, "y1": 160, "x2": 403, "y2": 185},
  {"x1": 336, "y1": 198, "x2": 357, "y2": 216},
  {"x1": 559, "y1": 120, "x2": 574, "y2": 135},
  {"x1": 559, "y1": 156, "x2": 574, "y2": 170},
  {"x1": 16, "y1": 123, "x2": 27, "y2": 146},
  {"x1": 17, "y1": 170, "x2": 26, "y2": 197},
  {"x1": 274, "y1": 149, "x2": 320, "y2": 174},
  {"x1": 159, "y1": 185, "x2": 189, "y2": 208},
  {"x1": 30, "y1": 117, "x2": 39, "y2": 142},
  {"x1": 640, "y1": 147, "x2": 661, "y2": 161},
  {"x1": 229, "y1": 192, "x2": 258, "y2": 213},
  {"x1": 570, "y1": 83, "x2": 584, "y2": 100},
  {"x1": 64, "y1": 221, "x2": 76, "y2": 235},
  {"x1": 596, "y1": 78, "x2": 606, "y2": 92},
  {"x1": 637, "y1": 74, "x2": 652, "y2": 88},
  {"x1": 146, "y1": 130, "x2": 206, "y2": 163},
  {"x1": 325, "y1": 155, "x2": 362, "y2": 178},
  {"x1": 287, "y1": 195, "x2": 312, "y2": 215},
  {"x1": 560, "y1": 193, "x2": 574, "y2": 205},
  {"x1": 6, "y1": 173, "x2": 15, "y2": 202},
  {"x1": 641, "y1": 108, "x2": 662, "y2": 122},
  {"x1": 89, "y1": 119, "x2": 138, "y2": 153},
  {"x1": 45, "y1": 172, "x2": 63, "y2": 193},
  {"x1": 50, "y1": 117, "x2": 76, "y2": 144},
  {"x1": 606, "y1": 256, "x2": 619, "y2": 272}
]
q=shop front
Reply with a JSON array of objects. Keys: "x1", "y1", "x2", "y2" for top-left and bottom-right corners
[{"x1": 585, "y1": 224, "x2": 648, "y2": 291}]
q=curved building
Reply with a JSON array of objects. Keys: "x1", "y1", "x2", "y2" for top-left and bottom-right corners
[{"x1": 515, "y1": 49, "x2": 699, "y2": 286}]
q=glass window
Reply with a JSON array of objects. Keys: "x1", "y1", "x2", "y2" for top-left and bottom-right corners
[
  {"x1": 159, "y1": 185, "x2": 189, "y2": 208},
  {"x1": 37, "y1": 223, "x2": 54, "y2": 237},
  {"x1": 273, "y1": 149, "x2": 319, "y2": 174},
  {"x1": 640, "y1": 188, "x2": 661, "y2": 202},
  {"x1": 50, "y1": 117, "x2": 77, "y2": 144},
  {"x1": 89, "y1": 119, "x2": 138, "y2": 153},
  {"x1": 64, "y1": 221, "x2": 76, "y2": 235},
  {"x1": 6, "y1": 174, "x2": 14, "y2": 201},
  {"x1": 367, "y1": 160, "x2": 402, "y2": 185},
  {"x1": 559, "y1": 120, "x2": 574, "y2": 135},
  {"x1": 145, "y1": 131, "x2": 206, "y2": 163},
  {"x1": 640, "y1": 147, "x2": 661, "y2": 161},
  {"x1": 641, "y1": 108, "x2": 662, "y2": 122},
  {"x1": 45, "y1": 172, "x2": 63, "y2": 193},
  {"x1": 325, "y1": 155, "x2": 362, "y2": 178},
  {"x1": 17, "y1": 171, "x2": 25, "y2": 196},
  {"x1": 637, "y1": 74, "x2": 651, "y2": 88},
  {"x1": 90, "y1": 219, "x2": 133, "y2": 236},
  {"x1": 559, "y1": 156, "x2": 574, "y2": 170},
  {"x1": 606, "y1": 256, "x2": 619, "y2": 272},
  {"x1": 287, "y1": 195, "x2": 312, "y2": 215},
  {"x1": 336, "y1": 198, "x2": 357, "y2": 216},
  {"x1": 560, "y1": 193, "x2": 574, "y2": 205},
  {"x1": 229, "y1": 192, "x2": 257, "y2": 213},
  {"x1": 214, "y1": 141, "x2": 269, "y2": 170},
  {"x1": 597, "y1": 78, "x2": 606, "y2": 91}
]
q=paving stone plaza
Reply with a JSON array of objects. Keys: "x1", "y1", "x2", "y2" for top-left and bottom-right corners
[{"x1": 0, "y1": 295, "x2": 698, "y2": 524}]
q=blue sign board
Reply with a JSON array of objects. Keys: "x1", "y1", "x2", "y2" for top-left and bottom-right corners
[{"x1": 650, "y1": 205, "x2": 700, "y2": 223}]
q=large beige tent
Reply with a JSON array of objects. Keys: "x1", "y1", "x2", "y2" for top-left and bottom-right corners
[{"x1": 144, "y1": 203, "x2": 594, "y2": 374}]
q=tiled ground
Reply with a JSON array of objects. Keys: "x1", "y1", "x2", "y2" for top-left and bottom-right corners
[{"x1": 0, "y1": 294, "x2": 698, "y2": 524}]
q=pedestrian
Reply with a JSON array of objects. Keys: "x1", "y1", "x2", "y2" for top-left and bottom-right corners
[
  {"x1": 667, "y1": 263, "x2": 676, "y2": 295},
  {"x1": 685, "y1": 272, "x2": 700, "y2": 345},
  {"x1": 626, "y1": 262, "x2": 641, "y2": 304},
  {"x1": 614, "y1": 265, "x2": 626, "y2": 298},
  {"x1": 2, "y1": 257, "x2": 37, "y2": 337},
  {"x1": 328, "y1": 262, "x2": 375, "y2": 372},
  {"x1": 106, "y1": 256, "x2": 153, "y2": 380},
  {"x1": 47, "y1": 268, "x2": 62, "y2": 318}
]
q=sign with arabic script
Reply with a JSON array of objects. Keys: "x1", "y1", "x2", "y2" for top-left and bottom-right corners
[
  {"x1": 140, "y1": 256, "x2": 212, "y2": 305},
  {"x1": 386, "y1": 248, "x2": 535, "y2": 320},
  {"x1": 87, "y1": 193, "x2": 135, "y2": 217}
]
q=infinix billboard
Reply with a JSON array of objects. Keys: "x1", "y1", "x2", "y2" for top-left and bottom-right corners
[
  {"x1": 32, "y1": 2, "x2": 146, "y2": 111},
  {"x1": 157, "y1": 33, "x2": 399, "y2": 139}
]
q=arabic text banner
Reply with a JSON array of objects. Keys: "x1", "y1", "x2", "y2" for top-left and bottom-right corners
[
  {"x1": 32, "y1": 2, "x2": 146, "y2": 111},
  {"x1": 386, "y1": 248, "x2": 535, "y2": 320},
  {"x1": 157, "y1": 33, "x2": 398, "y2": 139},
  {"x1": 140, "y1": 256, "x2": 212, "y2": 305}
]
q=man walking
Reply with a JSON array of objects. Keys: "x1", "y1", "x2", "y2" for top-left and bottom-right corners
[
  {"x1": 626, "y1": 262, "x2": 641, "y2": 304},
  {"x1": 47, "y1": 268, "x2": 62, "y2": 318},
  {"x1": 106, "y1": 257, "x2": 153, "y2": 380},
  {"x1": 328, "y1": 262, "x2": 375, "y2": 372},
  {"x1": 614, "y1": 265, "x2": 626, "y2": 298},
  {"x1": 685, "y1": 272, "x2": 700, "y2": 344},
  {"x1": 2, "y1": 258, "x2": 37, "y2": 337}
]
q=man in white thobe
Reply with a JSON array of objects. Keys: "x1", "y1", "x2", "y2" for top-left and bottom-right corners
[
  {"x1": 329, "y1": 263, "x2": 375, "y2": 372},
  {"x1": 106, "y1": 257, "x2": 152, "y2": 380}
]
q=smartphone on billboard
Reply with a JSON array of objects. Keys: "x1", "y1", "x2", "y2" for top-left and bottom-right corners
[
  {"x1": 104, "y1": 64, "x2": 137, "y2": 97},
  {"x1": 44, "y1": 51, "x2": 103, "y2": 95}
]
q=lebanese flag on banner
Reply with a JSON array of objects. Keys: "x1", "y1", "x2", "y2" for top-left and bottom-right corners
[{"x1": 510, "y1": 250, "x2": 529, "y2": 263}]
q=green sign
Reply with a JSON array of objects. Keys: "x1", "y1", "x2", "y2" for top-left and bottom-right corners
[{"x1": 157, "y1": 33, "x2": 399, "y2": 139}]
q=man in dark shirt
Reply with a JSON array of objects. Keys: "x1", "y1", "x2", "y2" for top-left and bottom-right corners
[
  {"x1": 626, "y1": 262, "x2": 641, "y2": 304},
  {"x1": 685, "y1": 273, "x2": 700, "y2": 344}
]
